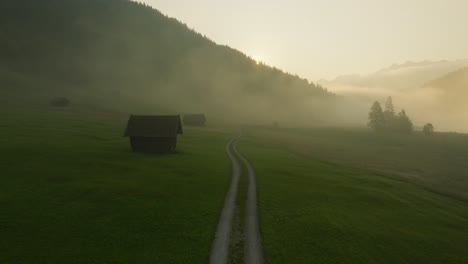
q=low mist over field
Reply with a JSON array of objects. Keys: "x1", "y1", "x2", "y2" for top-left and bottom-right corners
[
  {"x1": 2, "y1": 1, "x2": 468, "y2": 263},
  {"x1": 2, "y1": 0, "x2": 467, "y2": 131},
  {"x1": 143, "y1": 0, "x2": 468, "y2": 131}
]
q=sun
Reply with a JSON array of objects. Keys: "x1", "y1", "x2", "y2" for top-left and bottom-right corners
[{"x1": 252, "y1": 55, "x2": 262, "y2": 64}]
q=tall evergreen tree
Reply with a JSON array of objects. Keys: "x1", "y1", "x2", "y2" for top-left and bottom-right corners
[
  {"x1": 384, "y1": 96, "x2": 395, "y2": 115},
  {"x1": 368, "y1": 101, "x2": 385, "y2": 132},
  {"x1": 384, "y1": 96, "x2": 396, "y2": 129},
  {"x1": 396, "y1": 110, "x2": 414, "y2": 134}
]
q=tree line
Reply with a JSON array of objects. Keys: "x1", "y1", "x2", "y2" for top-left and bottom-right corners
[{"x1": 368, "y1": 97, "x2": 435, "y2": 135}]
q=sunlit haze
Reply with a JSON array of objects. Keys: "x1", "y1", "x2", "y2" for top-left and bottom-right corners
[
  {"x1": 141, "y1": 0, "x2": 468, "y2": 80},
  {"x1": 3, "y1": 1, "x2": 468, "y2": 262}
]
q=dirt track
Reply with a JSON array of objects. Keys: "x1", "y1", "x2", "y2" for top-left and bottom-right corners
[
  {"x1": 210, "y1": 137, "x2": 264, "y2": 264},
  {"x1": 210, "y1": 139, "x2": 241, "y2": 264},
  {"x1": 233, "y1": 143, "x2": 264, "y2": 264}
]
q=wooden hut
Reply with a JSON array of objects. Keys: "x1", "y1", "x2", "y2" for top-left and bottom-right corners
[
  {"x1": 183, "y1": 114, "x2": 206, "y2": 126},
  {"x1": 124, "y1": 115, "x2": 183, "y2": 153}
]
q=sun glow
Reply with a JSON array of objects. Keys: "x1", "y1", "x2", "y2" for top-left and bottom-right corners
[{"x1": 252, "y1": 55, "x2": 262, "y2": 64}]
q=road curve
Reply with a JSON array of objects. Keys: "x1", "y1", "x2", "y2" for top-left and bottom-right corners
[
  {"x1": 209, "y1": 139, "x2": 241, "y2": 264},
  {"x1": 233, "y1": 144, "x2": 264, "y2": 264}
]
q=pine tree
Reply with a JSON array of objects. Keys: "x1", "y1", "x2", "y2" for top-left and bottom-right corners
[
  {"x1": 396, "y1": 110, "x2": 414, "y2": 134},
  {"x1": 384, "y1": 96, "x2": 395, "y2": 115},
  {"x1": 368, "y1": 101, "x2": 385, "y2": 132},
  {"x1": 384, "y1": 96, "x2": 396, "y2": 130}
]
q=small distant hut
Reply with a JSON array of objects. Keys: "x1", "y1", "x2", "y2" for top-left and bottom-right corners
[
  {"x1": 183, "y1": 114, "x2": 206, "y2": 126},
  {"x1": 124, "y1": 115, "x2": 183, "y2": 153}
]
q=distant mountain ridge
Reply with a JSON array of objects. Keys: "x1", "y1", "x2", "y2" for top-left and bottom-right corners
[
  {"x1": 418, "y1": 67, "x2": 468, "y2": 131},
  {"x1": 321, "y1": 59, "x2": 468, "y2": 92},
  {"x1": 423, "y1": 66, "x2": 468, "y2": 106},
  {"x1": 378, "y1": 60, "x2": 454, "y2": 73},
  {"x1": 424, "y1": 66, "x2": 468, "y2": 90}
]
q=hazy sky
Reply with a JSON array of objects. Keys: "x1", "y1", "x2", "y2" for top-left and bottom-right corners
[{"x1": 140, "y1": 0, "x2": 468, "y2": 80}]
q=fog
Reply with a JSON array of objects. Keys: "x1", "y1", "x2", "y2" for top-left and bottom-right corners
[
  {"x1": 144, "y1": 0, "x2": 468, "y2": 81},
  {"x1": 2, "y1": 0, "x2": 467, "y2": 134},
  {"x1": 321, "y1": 62, "x2": 468, "y2": 132}
]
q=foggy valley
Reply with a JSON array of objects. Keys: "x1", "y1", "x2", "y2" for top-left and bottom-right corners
[{"x1": 1, "y1": 0, "x2": 468, "y2": 263}]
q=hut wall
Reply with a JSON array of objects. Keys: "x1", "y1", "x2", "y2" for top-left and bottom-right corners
[{"x1": 130, "y1": 137, "x2": 177, "y2": 153}]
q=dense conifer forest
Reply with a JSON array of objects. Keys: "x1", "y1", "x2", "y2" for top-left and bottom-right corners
[{"x1": 0, "y1": 0, "x2": 333, "y2": 124}]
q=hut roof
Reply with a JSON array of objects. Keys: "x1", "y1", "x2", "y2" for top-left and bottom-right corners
[{"x1": 124, "y1": 115, "x2": 183, "y2": 137}]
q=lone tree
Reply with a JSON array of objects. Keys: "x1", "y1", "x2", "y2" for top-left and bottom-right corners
[
  {"x1": 396, "y1": 110, "x2": 414, "y2": 134},
  {"x1": 368, "y1": 101, "x2": 385, "y2": 132},
  {"x1": 423, "y1": 123, "x2": 435, "y2": 135}
]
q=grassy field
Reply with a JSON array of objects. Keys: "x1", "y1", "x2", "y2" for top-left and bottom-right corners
[
  {"x1": 0, "y1": 104, "x2": 233, "y2": 263},
  {"x1": 3, "y1": 104, "x2": 468, "y2": 263},
  {"x1": 243, "y1": 126, "x2": 468, "y2": 201},
  {"x1": 240, "y1": 127, "x2": 468, "y2": 263}
]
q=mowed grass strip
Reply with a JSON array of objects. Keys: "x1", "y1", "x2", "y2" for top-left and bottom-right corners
[
  {"x1": 0, "y1": 107, "x2": 232, "y2": 263},
  {"x1": 239, "y1": 134, "x2": 468, "y2": 264}
]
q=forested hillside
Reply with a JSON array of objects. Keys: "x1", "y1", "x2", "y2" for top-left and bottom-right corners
[{"x1": 0, "y1": 0, "x2": 334, "y2": 124}]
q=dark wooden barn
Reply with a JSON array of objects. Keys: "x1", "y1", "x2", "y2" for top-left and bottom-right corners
[
  {"x1": 124, "y1": 115, "x2": 183, "y2": 153},
  {"x1": 183, "y1": 114, "x2": 206, "y2": 126}
]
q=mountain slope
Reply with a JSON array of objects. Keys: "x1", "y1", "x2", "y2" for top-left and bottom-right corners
[
  {"x1": 403, "y1": 67, "x2": 468, "y2": 132},
  {"x1": 0, "y1": 0, "x2": 333, "y2": 124},
  {"x1": 425, "y1": 67, "x2": 468, "y2": 91},
  {"x1": 424, "y1": 67, "x2": 468, "y2": 110}
]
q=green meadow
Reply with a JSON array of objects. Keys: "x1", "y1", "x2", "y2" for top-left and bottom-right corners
[
  {"x1": 243, "y1": 126, "x2": 468, "y2": 201},
  {"x1": 2, "y1": 1, "x2": 468, "y2": 263},
  {"x1": 0, "y1": 104, "x2": 233, "y2": 263},
  {"x1": 239, "y1": 127, "x2": 468, "y2": 263},
  {"x1": 2, "y1": 103, "x2": 468, "y2": 263}
]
